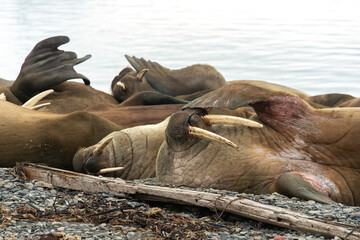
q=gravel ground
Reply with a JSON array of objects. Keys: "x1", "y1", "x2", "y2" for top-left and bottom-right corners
[{"x1": 1, "y1": 167, "x2": 359, "y2": 240}]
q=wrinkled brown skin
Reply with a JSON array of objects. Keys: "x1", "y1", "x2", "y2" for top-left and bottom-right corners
[
  {"x1": 73, "y1": 118, "x2": 171, "y2": 179},
  {"x1": 73, "y1": 107, "x2": 249, "y2": 179},
  {"x1": 157, "y1": 83, "x2": 360, "y2": 206},
  {"x1": 111, "y1": 55, "x2": 227, "y2": 102},
  {"x1": 0, "y1": 101, "x2": 121, "y2": 169}
]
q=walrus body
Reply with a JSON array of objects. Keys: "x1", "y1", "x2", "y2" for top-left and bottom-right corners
[{"x1": 156, "y1": 83, "x2": 360, "y2": 206}]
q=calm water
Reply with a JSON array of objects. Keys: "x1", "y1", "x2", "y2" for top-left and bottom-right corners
[{"x1": 0, "y1": 0, "x2": 359, "y2": 96}]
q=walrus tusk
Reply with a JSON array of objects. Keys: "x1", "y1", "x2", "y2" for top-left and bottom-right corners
[
  {"x1": 93, "y1": 136, "x2": 114, "y2": 155},
  {"x1": 22, "y1": 89, "x2": 54, "y2": 109},
  {"x1": 116, "y1": 81, "x2": 126, "y2": 91},
  {"x1": 29, "y1": 102, "x2": 51, "y2": 110},
  {"x1": 136, "y1": 68, "x2": 149, "y2": 81},
  {"x1": 189, "y1": 126, "x2": 239, "y2": 150},
  {"x1": 202, "y1": 115, "x2": 263, "y2": 128},
  {"x1": 0, "y1": 93, "x2": 6, "y2": 101},
  {"x1": 98, "y1": 167, "x2": 124, "y2": 175}
]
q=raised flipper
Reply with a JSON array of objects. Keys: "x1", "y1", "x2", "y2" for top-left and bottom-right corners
[
  {"x1": 11, "y1": 36, "x2": 91, "y2": 102},
  {"x1": 273, "y1": 172, "x2": 335, "y2": 204},
  {"x1": 125, "y1": 55, "x2": 226, "y2": 97},
  {"x1": 125, "y1": 55, "x2": 174, "y2": 96}
]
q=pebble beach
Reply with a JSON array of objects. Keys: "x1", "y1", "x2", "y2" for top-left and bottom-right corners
[{"x1": 1, "y1": 167, "x2": 359, "y2": 240}]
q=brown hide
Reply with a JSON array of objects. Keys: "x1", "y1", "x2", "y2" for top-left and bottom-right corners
[
  {"x1": 158, "y1": 83, "x2": 360, "y2": 205},
  {"x1": 85, "y1": 104, "x2": 184, "y2": 128},
  {"x1": 0, "y1": 101, "x2": 121, "y2": 169},
  {"x1": 36, "y1": 82, "x2": 119, "y2": 114}
]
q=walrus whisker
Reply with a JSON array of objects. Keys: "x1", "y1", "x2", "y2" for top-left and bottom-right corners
[
  {"x1": 116, "y1": 81, "x2": 126, "y2": 91},
  {"x1": 22, "y1": 89, "x2": 54, "y2": 109},
  {"x1": 202, "y1": 115, "x2": 263, "y2": 128},
  {"x1": 188, "y1": 126, "x2": 239, "y2": 150},
  {"x1": 136, "y1": 68, "x2": 149, "y2": 81},
  {"x1": 93, "y1": 136, "x2": 114, "y2": 155},
  {"x1": 98, "y1": 167, "x2": 124, "y2": 175}
]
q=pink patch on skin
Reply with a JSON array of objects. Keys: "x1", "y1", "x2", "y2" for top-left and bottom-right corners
[{"x1": 292, "y1": 172, "x2": 339, "y2": 196}]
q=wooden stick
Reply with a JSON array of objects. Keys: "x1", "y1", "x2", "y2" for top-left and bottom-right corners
[{"x1": 15, "y1": 163, "x2": 360, "y2": 240}]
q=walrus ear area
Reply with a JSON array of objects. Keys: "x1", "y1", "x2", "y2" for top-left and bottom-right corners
[
  {"x1": 125, "y1": 55, "x2": 176, "y2": 96},
  {"x1": 183, "y1": 83, "x2": 312, "y2": 125}
]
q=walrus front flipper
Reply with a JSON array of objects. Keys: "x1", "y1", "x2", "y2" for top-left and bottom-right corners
[
  {"x1": 125, "y1": 55, "x2": 175, "y2": 96},
  {"x1": 11, "y1": 36, "x2": 91, "y2": 102},
  {"x1": 274, "y1": 172, "x2": 335, "y2": 204}
]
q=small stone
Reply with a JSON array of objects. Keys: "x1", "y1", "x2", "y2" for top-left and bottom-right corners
[
  {"x1": 3, "y1": 182, "x2": 13, "y2": 189},
  {"x1": 45, "y1": 199, "x2": 55, "y2": 206},
  {"x1": 34, "y1": 181, "x2": 53, "y2": 189},
  {"x1": 18, "y1": 189, "x2": 30, "y2": 195},
  {"x1": 24, "y1": 183, "x2": 34, "y2": 189}
]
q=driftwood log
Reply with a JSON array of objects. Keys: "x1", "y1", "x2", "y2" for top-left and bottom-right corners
[{"x1": 15, "y1": 163, "x2": 360, "y2": 239}]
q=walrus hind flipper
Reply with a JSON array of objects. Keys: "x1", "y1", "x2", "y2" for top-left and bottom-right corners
[
  {"x1": 125, "y1": 55, "x2": 175, "y2": 96},
  {"x1": 11, "y1": 36, "x2": 91, "y2": 102},
  {"x1": 274, "y1": 172, "x2": 334, "y2": 204}
]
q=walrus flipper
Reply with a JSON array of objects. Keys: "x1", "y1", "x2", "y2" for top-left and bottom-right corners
[
  {"x1": 11, "y1": 36, "x2": 91, "y2": 102},
  {"x1": 274, "y1": 172, "x2": 335, "y2": 204},
  {"x1": 125, "y1": 55, "x2": 176, "y2": 96}
]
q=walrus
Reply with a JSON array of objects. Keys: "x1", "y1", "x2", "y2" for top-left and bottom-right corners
[{"x1": 156, "y1": 82, "x2": 360, "y2": 206}]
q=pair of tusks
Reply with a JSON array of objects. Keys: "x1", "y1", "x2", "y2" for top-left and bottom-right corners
[
  {"x1": 89, "y1": 114, "x2": 263, "y2": 175},
  {"x1": 22, "y1": 89, "x2": 54, "y2": 109},
  {"x1": 90, "y1": 136, "x2": 125, "y2": 175},
  {"x1": 189, "y1": 115, "x2": 263, "y2": 150},
  {"x1": 1, "y1": 90, "x2": 53, "y2": 109},
  {"x1": 116, "y1": 68, "x2": 149, "y2": 91}
]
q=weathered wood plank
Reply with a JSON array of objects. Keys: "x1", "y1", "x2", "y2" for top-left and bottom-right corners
[{"x1": 15, "y1": 163, "x2": 360, "y2": 240}]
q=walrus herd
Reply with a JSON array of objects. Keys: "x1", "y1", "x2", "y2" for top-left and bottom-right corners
[{"x1": 1, "y1": 36, "x2": 359, "y2": 206}]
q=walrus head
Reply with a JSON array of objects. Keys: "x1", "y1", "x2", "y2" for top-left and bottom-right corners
[{"x1": 111, "y1": 67, "x2": 151, "y2": 103}]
